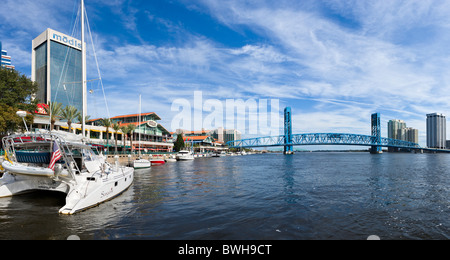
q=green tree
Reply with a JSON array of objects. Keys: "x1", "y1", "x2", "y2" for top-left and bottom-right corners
[
  {"x1": 77, "y1": 114, "x2": 91, "y2": 125},
  {"x1": 120, "y1": 125, "x2": 130, "y2": 153},
  {"x1": 0, "y1": 67, "x2": 38, "y2": 111},
  {"x1": 44, "y1": 102, "x2": 63, "y2": 130},
  {"x1": 100, "y1": 118, "x2": 112, "y2": 149},
  {"x1": 174, "y1": 134, "x2": 185, "y2": 152},
  {"x1": 127, "y1": 124, "x2": 136, "y2": 153},
  {"x1": 0, "y1": 68, "x2": 38, "y2": 134},
  {"x1": 112, "y1": 123, "x2": 121, "y2": 154},
  {"x1": 0, "y1": 104, "x2": 21, "y2": 135},
  {"x1": 61, "y1": 105, "x2": 80, "y2": 132}
]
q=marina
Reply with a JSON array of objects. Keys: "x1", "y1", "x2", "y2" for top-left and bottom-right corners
[{"x1": 2, "y1": 0, "x2": 450, "y2": 241}]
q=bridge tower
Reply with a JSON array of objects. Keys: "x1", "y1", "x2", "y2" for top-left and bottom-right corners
[
  {"x1": 284, "y1": 107, "x2": 294, "y2": 154},
  {"x1": 371, "y1": 113, "x2": 383, "y2": 154}
]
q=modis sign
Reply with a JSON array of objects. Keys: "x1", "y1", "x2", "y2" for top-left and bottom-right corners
[{"x1": 50, "y1": 30, "x2": 82, "y2": 50}]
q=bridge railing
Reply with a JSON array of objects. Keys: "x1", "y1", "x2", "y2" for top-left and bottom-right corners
[{"x1": 227, "y1": 133, "x2": 421, "y2": 149}]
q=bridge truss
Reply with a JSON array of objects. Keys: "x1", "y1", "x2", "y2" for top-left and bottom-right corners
[{"x1": 227, "y1": 133, "x2": 421, "y2": 150}]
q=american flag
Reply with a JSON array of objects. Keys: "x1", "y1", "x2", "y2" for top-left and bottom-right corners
[{"x1": 49, "y1": 141, "x2": 62, "y2": 171}]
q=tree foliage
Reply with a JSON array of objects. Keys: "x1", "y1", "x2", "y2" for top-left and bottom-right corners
[
  {"x1": 61, "y1": 105, "x2": 81, "y2": 132},
  {"x1": 44, "y1": 102, "x2": 63, "y2": 130},
  {"x1": 0, "y1": 67, "x2": 38, "y2": 110},
  {"x1": 174, "y1": 133, "x2": 185, "y2": 152},
  {"x1": 0, "y1": 68, "x2": 38, "y2": 134}
]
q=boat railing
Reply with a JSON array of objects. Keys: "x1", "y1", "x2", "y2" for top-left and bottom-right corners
[{"x1": 2, "y1": 133, "x2": 80, "y2": 183}]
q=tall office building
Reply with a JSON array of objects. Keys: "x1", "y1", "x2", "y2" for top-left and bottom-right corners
[
  {"x1": 1, "y1": 41, "x2": 15, "y2": 70},
  {"x1": 427, "y1": 113, "x2": 446, "y2": 149},
  {"x1": 31, "y1": 29, "x2": 83, "y2": 113},
  {"x1": 405, "y1": 127, "x2": 419, "y2": 144}
]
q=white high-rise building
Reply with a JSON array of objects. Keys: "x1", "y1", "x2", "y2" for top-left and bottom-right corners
[{"x1": 427, "y1": 113, "x2": 446, "y2": 149}]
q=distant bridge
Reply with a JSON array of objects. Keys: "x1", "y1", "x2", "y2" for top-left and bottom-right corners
[
  {"x1": 227, "y1": 133, "x2": 420, "y2": 149},
  {"x1": 227, "y1": 108, "x2": 430, "y2": 154}
]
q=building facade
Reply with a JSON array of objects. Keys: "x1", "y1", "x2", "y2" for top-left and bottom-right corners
[
  {"x1": 387, "y1": 119, "x2": 419, "y2": 144},
  {"x1": 32, "y1": 29, "x2": 83, "y2": 113},
  {"x1": 427, "y1": 113, "x2": 446, "y2": 149},
  {"x1": 388, "y1": 120, "x2": 406, "y2": 140},
  {"x1": 90, "y1": 112, "x2": 173, "y2": 152},
  {"x1": 211, "y1": 127, "x2": 242, "y2": 144},
  {"x1": 1, "y1": 41, "x2": 15, "y2": 70}
]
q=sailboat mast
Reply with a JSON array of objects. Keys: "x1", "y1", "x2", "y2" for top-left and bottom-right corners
[
  {"x1": 81, "y1": 0, "x2": 87, "y2": 137},
  {"x1": 139, "y1": 94, "x2": 141, "y2": 153}
]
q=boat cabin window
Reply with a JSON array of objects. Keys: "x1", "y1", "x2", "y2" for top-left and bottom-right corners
[{"x1": 82, "y1": 149, "x2": 96, "y2": 162}]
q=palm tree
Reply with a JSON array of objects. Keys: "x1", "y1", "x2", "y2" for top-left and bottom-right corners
[
  {"x1": 61, "y1": 105, "x2": 80, "y2": 133},
  {"x1": 112, "y1": 123, "x2": 121, "y2": 154},
  {"x1": 44, "y1": 102, "x2": 63, "y2": 130},
  {"x1": 100, "y1": 118, "x2": 112, "y2": 152},
  {"x1": 120, "y1": 125, "x2": 130, "y2": 153},
  {"x1": 127, "y1": 124, "x2": 136, "y2": 154},
  {"x1": 77, "y1": 114, "x2": 91, "y2": 125}
]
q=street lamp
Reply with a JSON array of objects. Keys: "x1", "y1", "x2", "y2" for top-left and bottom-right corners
[{"x1": 16, "y1": 111, "x2": 29, "y2": 132}]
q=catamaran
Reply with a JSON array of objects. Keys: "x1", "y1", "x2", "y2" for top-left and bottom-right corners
[
  {"x1": 1, "y1": 130, "x2": 134, "y2": 215},
  {"x1": 0, "y1": 0, "x2": 134, "y2": 214}
]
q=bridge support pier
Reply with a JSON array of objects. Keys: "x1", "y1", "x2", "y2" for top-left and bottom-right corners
[
  {"x1": 284, "y1": 107, "x2": 294, "y2": 155},
  {"x1": 370, "y1": 113, "x2": 383, "y2": 154}
]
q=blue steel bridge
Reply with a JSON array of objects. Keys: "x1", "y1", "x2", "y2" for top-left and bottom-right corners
[
  {"x1": 227, "y1": 132, "x2": 421, "y2": 150},
  {"x1": 227, "y1": 108, "x2": 424, "y2": 154}
]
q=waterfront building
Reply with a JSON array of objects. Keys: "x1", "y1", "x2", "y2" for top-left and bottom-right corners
[
  {"x1": 211, "y1": 127, "x2": 242, "y2": 144},
  {"x1": 32, "y1": 110, "x2": 174, "y2": 153},
  {"x1": 32, "y1": 29, "x2": 83, "y2": 114},
  {"x1": 427, "y1": 113, "x2": 446, "y2": 149},
  {"x1": 388, "y1": 120, "x2": 406, "y2": 140},
  {"x1": 174, "y1": 129, "x2": 223, "y2": 150},
  {"x1": 90, "y1": 112, "x2": 173, "y2": 152},
  {"x1": 1, "y1": 42, "x2": 15, "y2": 70},
  {"x1": 387, "y1": 119, "x2": 419, "y2": 152},
  {"x1": 405, "y1": 127, "x2": 419, "y2": 144}
]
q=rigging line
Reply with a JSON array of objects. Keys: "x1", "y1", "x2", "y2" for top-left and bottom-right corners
[
  {"x1": 53, "y1": 6, "x2": 81, "y2": 107},
  {"x1": 84, "y1": 7, "x2": 111, "y2": 120}
]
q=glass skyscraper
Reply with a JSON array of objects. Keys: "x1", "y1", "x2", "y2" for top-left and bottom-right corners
[{"x1": 32, "y1": 29, "x2": 83, "y2": 113}]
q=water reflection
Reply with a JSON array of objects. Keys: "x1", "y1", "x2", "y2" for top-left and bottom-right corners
[{"x1": 0, "y1": 153, "x2": 449, "y2": 239}]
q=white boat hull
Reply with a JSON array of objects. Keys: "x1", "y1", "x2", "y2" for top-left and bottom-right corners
[
  {"x1": 59, "y1": 167, "x2": 134, "y2": 215},
  {"x1": 176, "y1": 156, "x2": 194, "y2": 161},
  {"x1": 0, "y1": 172, "x2": 70, "y2": 197},
  {"x1": 0, "y1": 166, "x2": 134, "y2": 215},
  {"x1": 133, "y1": 159, "x2": 151, "y2": 169}
]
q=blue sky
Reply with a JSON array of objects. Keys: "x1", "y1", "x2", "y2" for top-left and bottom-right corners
[{"x1": 2, "y1": 0, "x2": 450, "y2": 146}]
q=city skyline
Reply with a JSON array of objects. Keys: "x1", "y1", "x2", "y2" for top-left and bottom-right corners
[{"x1": 3, "y1": 0, "x2": 450, "y2": 146}]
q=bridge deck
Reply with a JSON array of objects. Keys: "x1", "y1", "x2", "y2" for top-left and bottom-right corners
[{"x1": 227, "y1": 133, "x2": 421, "y2": 149}]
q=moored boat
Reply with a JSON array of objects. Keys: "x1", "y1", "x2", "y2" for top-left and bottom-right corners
[
  {"x1": 151, "y1": 159, "x2": 165, "y2": 165},
  {"x1": 133, "y1": 158, "x2": 151, "y2": 169},
  {"x1": 176, "y1": 150, "x2": 194, "y2": 161},
  {"x1": 0, "y1": 131, "x2": 134, "y2": 215}
]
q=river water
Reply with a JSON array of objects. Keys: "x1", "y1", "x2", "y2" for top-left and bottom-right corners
[{"x1": 0, "y1": 152, "x2": 449, "y2": 240}]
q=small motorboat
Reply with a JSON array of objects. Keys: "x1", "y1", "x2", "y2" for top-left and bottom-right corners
[
  {"x1": 151, "y1": 159, "x2": 165, "y2": 165},
  {"x1": 133, "y1": 158, "x2": 151, "y2": 169},
  {"x1": 176, "y1": 150, "x2": 194, "y2": 161}
]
